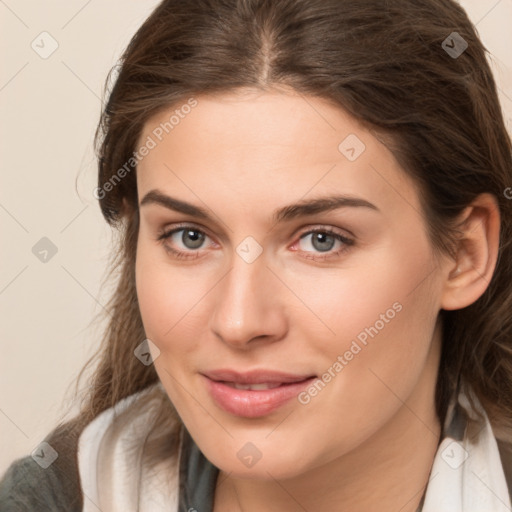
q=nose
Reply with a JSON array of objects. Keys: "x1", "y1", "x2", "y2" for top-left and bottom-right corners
[{"x1": 209, "y1": 249, "x2": 288, "y2": 350}]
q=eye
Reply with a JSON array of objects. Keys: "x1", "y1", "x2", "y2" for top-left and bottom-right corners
[
  {"x1": 156, "y1": 224, "x2": 354, "y2": 262},
  {"x1": 156, "y1": 225, "x2": 213, "y2": 260},
  {"x1": 293, "y1": 228, "x2": 354, "y2": 261}
]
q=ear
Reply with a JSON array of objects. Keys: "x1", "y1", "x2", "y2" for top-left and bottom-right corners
[{"x1": 440, "y1": 193, "x2": 500, "y2": 311}]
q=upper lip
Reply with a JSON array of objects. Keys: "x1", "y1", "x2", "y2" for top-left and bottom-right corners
[{"x1": 202, "y1": 369, "x2": 316, "y2": 385}]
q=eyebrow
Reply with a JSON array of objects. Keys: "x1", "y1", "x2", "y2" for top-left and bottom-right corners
[{"x1": 139, "y1": 189, "x2": 379, "y2": 224}]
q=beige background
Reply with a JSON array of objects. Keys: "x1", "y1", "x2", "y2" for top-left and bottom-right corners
[{"x1": 1, "y1": 0, "x2": 511, "y2": 475}]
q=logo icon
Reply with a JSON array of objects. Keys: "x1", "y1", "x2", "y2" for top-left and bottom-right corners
[
  {"x1": 338, "y1": 134, "x2": 366, "y2": 162},
  {"x1": 442, "y1": 32, "x2": 468, "y2": 59},
  {"x1": 134, "y1": 338, "x2": 161, "y2": 366},
  {"x1": 236, "y1": 236, "x2": 263, "y2": 264},
  {"x1": 441, "y1": 440, "x2": 469, "y2": 469},
  {"x1": 237, "y1": 442, "x2": 263, "y2": 468},
  {"x1": 32, "y1": 237, "x2": 58, "y2": 263},
  {"x1": 31, "y1": 32, "x2": 59, "y2": 59},
  {"x1": 31, "y1": 442, "x2": 58, "y2": 469}
]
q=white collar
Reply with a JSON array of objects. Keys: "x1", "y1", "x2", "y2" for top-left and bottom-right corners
[
  {"x1": 78, "y1": 383, "x2": 181, "y2": 511},
  {"x1": 421, "y1": 385, "x2": 511, "y2": 511}
]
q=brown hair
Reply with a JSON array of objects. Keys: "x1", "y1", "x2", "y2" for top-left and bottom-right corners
[{"x1": 53, "y1": 0, "x2": 512, "y2": 501}]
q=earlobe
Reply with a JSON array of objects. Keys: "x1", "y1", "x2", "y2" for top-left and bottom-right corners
[{"x1": 441, "y1": 193, "x2": 500, "y2": 311}]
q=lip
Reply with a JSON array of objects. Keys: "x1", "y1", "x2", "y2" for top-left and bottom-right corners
[
  {"x1": 202, "y1": 368, "x2": 315, "y2": 385},
  {"x1": 201, "y1": 369, "x2": 317, "y2": 418}
]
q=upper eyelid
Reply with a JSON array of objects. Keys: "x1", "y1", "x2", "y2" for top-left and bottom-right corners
[{"x1": 160, "y1": 222, "x2": 216, "y2": 241}]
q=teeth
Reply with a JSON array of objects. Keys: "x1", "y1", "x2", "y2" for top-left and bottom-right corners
[{"x1": 226, "y1": 382, "x2": 283, "y2": 390}]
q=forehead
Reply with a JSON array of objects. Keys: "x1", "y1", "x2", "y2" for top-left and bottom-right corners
[
  {"x1": 139, "y1": 89, "x2": 367, "y2": 163},
  {"x1": 135, "y1": 89, "x2": 423, "y2": 220}
]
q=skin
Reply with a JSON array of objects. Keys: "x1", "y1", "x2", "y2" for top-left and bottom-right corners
[{"x1": 134, "y1": 87, "x2": 500, "y2": 511}]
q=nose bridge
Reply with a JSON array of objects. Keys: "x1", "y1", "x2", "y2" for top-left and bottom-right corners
[{"x1": 209, "y1": 244, "x2": 285, "y2": 347}]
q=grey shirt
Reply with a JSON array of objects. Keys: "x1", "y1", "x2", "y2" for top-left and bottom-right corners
[{"x1": 0, "y1": 427, "x2": 219, "y2": 511}]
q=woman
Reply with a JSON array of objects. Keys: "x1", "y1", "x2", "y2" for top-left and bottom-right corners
[{"x1": 1, "y1": 0, "x2": 512, "y2": 510}]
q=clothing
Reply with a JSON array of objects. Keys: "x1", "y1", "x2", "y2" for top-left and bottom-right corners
[{"x1": 1, "y1": 380, "x2": 511, "y2": 511}]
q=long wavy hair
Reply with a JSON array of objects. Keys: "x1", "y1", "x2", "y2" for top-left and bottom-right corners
[{"x1": 48, "y1": 0, "x2": 512, "y2": 505}]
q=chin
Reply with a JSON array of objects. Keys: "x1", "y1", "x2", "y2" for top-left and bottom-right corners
[{"x1": 200, "y1": 436, "x2": 320, "y2": 481}]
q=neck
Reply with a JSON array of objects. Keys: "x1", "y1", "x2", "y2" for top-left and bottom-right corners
[{"x1": 213, "y1": 329, "x2": 442, "y2": 512}]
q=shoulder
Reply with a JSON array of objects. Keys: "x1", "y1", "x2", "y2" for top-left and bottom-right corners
[
  {"x1": 0, "y1": 415, "x2": 84, "y2": 511},
  {"x1": 0, "y1": 382, "x2": 181, "y2": 512},
  {"x1": 0, "y1": 451, "x2": 82, "y2": 512}
]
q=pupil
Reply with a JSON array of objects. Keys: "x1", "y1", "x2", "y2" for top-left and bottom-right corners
[
  {"x1": 183, "y1": 230, "x2": 204, "y2": 249},
  {"x1": 312, "y1": 233, "x2": 334, "y2": 252}
]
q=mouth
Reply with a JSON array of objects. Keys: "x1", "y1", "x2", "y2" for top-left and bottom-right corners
[
  {"x1": 201, "y1": 369, "x2": 317, "y2": 418},
  {"x1": 221, "y1": 381, "x2": 288, "y2": 390},
  {"x1": 202, "y1": 368, "x2": 316, "y2": 385}
]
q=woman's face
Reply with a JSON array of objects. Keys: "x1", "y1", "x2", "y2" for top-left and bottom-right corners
[{"x1": 135, "y1": 88, "x2": 449, "y2": 479}]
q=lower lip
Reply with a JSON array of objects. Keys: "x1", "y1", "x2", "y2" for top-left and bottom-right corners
[{"x1": 202, "y1": 375, "x2": 316, "y2": 418}]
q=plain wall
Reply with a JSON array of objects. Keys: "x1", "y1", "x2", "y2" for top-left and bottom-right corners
[{"x1": 1, "y1": 0, "x2": 511, "y2": 475}]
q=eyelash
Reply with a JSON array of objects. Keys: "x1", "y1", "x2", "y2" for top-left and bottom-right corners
[{"x1": 155, "y1": 224, "x2": 355, "y2": 262}]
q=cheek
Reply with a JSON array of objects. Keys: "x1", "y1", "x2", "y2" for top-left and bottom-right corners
[
  {"x1": 136, "y1": 240, "x2": 178, "y2": 339},
  {"x1": 298, "y1": 238, "x2": 441, "y2": 441},
  {"x1": 297, "y1": 229, "x2": 438, "y2": 359},
  {"x1": 135, "y1": 243, "x2": 204, "y2": 409},
  {"x1": 289, "y1": 233, "x2": 438, "y2": 356},
  {"x1": 135, "y1": 240, "x2": 214, "y2": 356}
]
